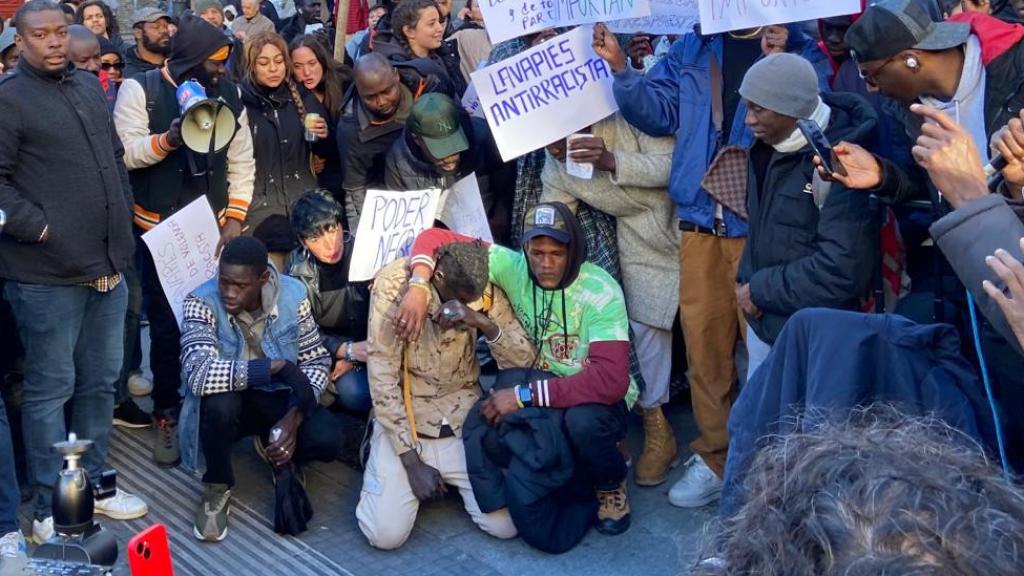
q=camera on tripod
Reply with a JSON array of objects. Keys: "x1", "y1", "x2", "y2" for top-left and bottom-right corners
[{"x1": 31, "y1": 433, "x2": 119, "y2": 568}]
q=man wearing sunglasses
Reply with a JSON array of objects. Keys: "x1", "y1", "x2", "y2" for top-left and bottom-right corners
[
  {"x1": 99, "y1": 36, "x2": 124, "y2": 85},
  {"x1": 846, "y1": 0, "x2": 1024, "y2": 167}
]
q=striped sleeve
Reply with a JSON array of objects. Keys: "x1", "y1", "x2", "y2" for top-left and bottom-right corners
[
  {"x1": 294, "y1": 297, "x2": 331, "y2": 399},
  {"x1": 179, "y1": 296, "x2": 270, "y2": 396}
]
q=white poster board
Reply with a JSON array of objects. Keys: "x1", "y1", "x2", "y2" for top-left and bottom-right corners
[
  {"x1": 437, "y1": 174, "x2": 494, "y2": 242},
  {"x1": 349, "y1": 188, "x2": 442, "y2": 282},
  {"x1": 697, "y1": 0, "x2": 860, "y2": 36},
  {"x1": 141, "y1": 196, "x2": 221, "y2": 326},
  {"x1": 482, "y1": 0, "x2": 650, "y2": 45},
  {"x1": 471, "y1": 26, "x2": 619, "y2": 162},
  {"x1": 461, "y1": 81, "x2": 487, "y2": 120},
  {"x1": 607, "y1": 0, "x2": 697, "y2": 35}
]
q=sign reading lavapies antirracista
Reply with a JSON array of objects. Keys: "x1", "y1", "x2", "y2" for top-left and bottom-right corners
[{"x1": 471, "y1": 27, "x2": 618, "y2": 162}]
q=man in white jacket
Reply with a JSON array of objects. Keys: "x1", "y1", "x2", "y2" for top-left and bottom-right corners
[{"x1": 113, "y1": 13, "x2": 255, "y2": 468}]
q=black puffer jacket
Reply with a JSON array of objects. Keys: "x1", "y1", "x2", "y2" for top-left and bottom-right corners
[
  {"x1": 372, "y1": 30, "x2": 466, "y2": 98},
  {"x1": 737, "y1": 92, "x2": 880, "y2": 344},
  {"x1": 240, "y1": 79, "x2": 329, "y2": 233}
]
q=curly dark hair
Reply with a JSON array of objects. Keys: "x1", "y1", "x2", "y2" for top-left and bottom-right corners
[
  {"x1": 434, "y1": 241, "x2": 488, "y2": 301},
  {"x1": 390, "y1": 0, "x2": 440, "y2": 55},
  {"x1": 697, "y1": 405, "x2": 1024, "y2": 576}
]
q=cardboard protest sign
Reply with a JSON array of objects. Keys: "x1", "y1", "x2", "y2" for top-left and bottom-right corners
[
  {"x1": 481, "y1": 0, "x2": 650, "y2": 45},
  {"x1": 141, "y1": 196, "x2": 221, "y2": 326},
  {"x1": 698, "y1": 0, "x2": 860, "y2": 36},
  {"x1": 471, "y1": 26, "x2": 619, "y2": 162},
  {"x1": 607, "y1": 0, "x2": 697, "y2": 35},
  {"x1": 437, "y1": 174, "x2": 494, "y2": 242},
  {"x1": 349, "y1": 188, "x2": 442, "y2": 282}
]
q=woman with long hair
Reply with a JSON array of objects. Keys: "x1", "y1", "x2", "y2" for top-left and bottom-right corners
[
  {"x1": 74, "y1": 0, "x2": 123, "y2": 51},
  {"x1": 290, "y1": 35, "x2": 350, "y2": 198},
  {"x1": 240, "y1": 31, "x2": 331, "y2": 234},
  {"x1": 371, "y1": 0, "x2": 465, "y2": 98}
]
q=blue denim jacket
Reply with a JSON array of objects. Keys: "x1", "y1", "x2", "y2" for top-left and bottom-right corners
[{"x1": 177, "y1": 267, "x2": 314, "y2": 476}]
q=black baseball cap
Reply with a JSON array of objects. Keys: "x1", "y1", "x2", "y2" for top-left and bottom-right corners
[
  {"x1": 845, "y1": 0, "x2": 969, "y2": 64},
  {"x1": 521, "y1": 203, "x2": 570, "y2": 245},
  {"x1": 407, "y1": 93, "x2": 468, "y2": 159}
]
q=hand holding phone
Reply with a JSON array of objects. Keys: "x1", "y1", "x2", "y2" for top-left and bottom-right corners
[{"x1": 797, "y1": 119, "x2": 848, "y2": 178}]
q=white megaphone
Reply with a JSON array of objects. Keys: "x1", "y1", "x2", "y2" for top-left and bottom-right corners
[{"x1": 176, "y1": 79, "x2": 237, "y2": 154}]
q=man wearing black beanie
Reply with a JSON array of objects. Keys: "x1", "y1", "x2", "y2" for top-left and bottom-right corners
[{"x1": 113, "y1": 12, "x2": 256, "y2": 468}]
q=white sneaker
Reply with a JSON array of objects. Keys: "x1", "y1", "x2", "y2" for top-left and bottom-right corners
[
  {"x1": 127, "y1": 373, "x2": 153, "y2": 396},
  {"x1": 0, "y1": 530, "x2": 26, "y2": 559},
  {"x1": 668, "y1": 454, "x2": 723, "y2": 508},
  {"x1": 94, "y1": 488, "x2": 149, "y2": 520},
  {"x1": 31, "y1": 517, "x2": 53, "y2": 544}
]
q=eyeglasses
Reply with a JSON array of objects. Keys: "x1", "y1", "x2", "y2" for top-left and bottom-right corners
[
  {"x1": 101, "y1": 62, "x2": 125, "y2": 71},
  {"x1": 857, "y1": 54, "x2": 897, "y2": 86}
]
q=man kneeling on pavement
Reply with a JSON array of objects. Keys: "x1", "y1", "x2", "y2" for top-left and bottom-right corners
[
  {"x1": 356, "y1": 241, "x2": 537, "y2": 550},
  {"x1": 395, "y1": 202, "x2": 636, "y2": 553},
  {"x1": 178, "y1": 237, "x2": 354, "y2": 542}
]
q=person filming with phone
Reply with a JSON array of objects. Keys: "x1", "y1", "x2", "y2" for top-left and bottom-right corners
[{"x1": 734, "y1": 53, "x2": 889, "y2": 378}]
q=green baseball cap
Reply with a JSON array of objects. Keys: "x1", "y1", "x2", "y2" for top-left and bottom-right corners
[{"x1": 407, "y1": 93, "x2": 468, "y2": 159}]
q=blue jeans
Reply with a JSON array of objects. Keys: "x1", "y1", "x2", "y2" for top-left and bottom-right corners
[
  {"x1": 0, "y1": 393, "x2": 19, "y2": 534},
  {"x1": 335, "y1": 367, "x2": 371, "y2": 414},
  {"x1": 4, "y1": 282, "x2": 127, "y2": 519}
]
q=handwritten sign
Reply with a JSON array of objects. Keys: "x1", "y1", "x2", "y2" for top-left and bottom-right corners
[
  {"x1": 141, "y1": 196, "x2": 221, "y2": 326},
  {"x1": 349, "y1": 188, "x2": 442, "y2": 281},
  {"x1": 481, "y1": 0, "x2": 650, "y2": 45},
  {"x1": 698, "y1": 0, "x2": 860, "y2": 36},
  {"x1": 437, "y1": 174, "x2": 494, "y2": 242},
  {"x1": 472, "y1": 26, "x2": 619, "y2": 162},
  {"x1": 607, "y1": 0, "x2": 697, "y2": 34}
]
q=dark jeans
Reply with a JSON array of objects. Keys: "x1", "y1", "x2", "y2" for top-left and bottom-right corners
[
  {"x1": 335, "y1": 367, "x2": 371, "y2": 414},
  {"x1": 563, "y1": 403, "x2": 629, "y2": 490},
  {"x1": 116, "y1": 250, "x2": 144, "y2": 404},
  {"x1": 199, "y1": 388, "x2": 349, "y2": 487},
  {"x1": 4, "y1": 281, "x2": 127, "y2": 519},
  {"x1": 0, "y1": 393, "x2": 19, "y2": 534},
  {"x1": 137, "y1": 232, "x2": 181, "y2": 415}
]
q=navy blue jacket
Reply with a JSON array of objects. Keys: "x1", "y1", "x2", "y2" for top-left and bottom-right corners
[
  {"x1": 611, "y1": 27, "x2": 829, "y2": 236},
  {"x1": 720, "y1": 308, "x2": 991, "y2": 519}
]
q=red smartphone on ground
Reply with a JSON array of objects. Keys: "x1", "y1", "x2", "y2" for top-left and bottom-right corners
[{"x1": 128, "y1": 524, "x2": 174, "y2": 576}]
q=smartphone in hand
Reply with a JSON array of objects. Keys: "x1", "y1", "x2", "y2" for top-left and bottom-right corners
[{"x1": 797, "y1": 118, "x2": 848, "y2": 178}]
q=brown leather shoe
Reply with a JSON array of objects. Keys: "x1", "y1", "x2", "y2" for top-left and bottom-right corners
[
  {"x1": 635, "y1": 406, "x2": 679, "y2": 486},
  {"x1": 596, "y1": 481, "x2": 631, "y2": 536}
]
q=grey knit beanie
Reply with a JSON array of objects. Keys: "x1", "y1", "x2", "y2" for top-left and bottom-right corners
[{"x1": 738, "y1": 53, "x2": 819, "y2": 119}]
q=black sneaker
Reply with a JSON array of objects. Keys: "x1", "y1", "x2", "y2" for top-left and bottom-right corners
[{"x1": 113, "y1": 400, "x2": 152, "y2": 429}]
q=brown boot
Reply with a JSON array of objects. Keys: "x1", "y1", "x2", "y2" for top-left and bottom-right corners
[
  {"x1": 596, "y1": 481, "x2": 631, "y2": 536},
  {"x1": 635, "y1": 406, "x2": 679, "y2": 487}
]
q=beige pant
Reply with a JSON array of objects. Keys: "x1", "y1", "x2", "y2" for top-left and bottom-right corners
[{"x1": 356, "y1": 423, "x2": 517, "y2": 550}]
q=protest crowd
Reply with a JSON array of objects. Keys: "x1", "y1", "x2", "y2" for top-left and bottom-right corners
[{"x1": 5, "y1": 0, "x2": 1024, "y2": 572}]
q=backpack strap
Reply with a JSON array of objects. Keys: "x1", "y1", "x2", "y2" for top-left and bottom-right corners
[{"x1": 143, "y1": 68, "x2": 162, "y2": 117}]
